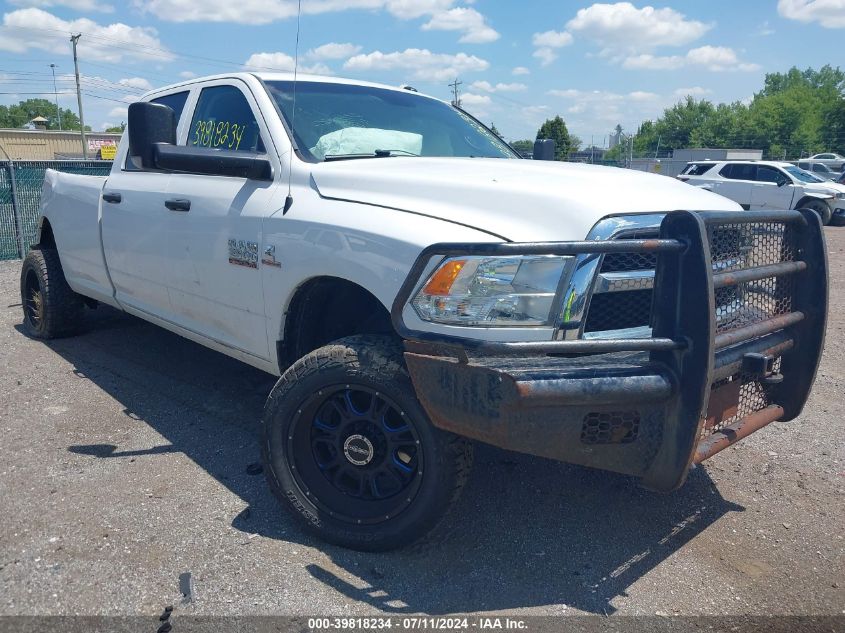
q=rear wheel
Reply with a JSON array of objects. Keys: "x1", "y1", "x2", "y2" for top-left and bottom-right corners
[
  {"x1": 20, "y1": 248, "x2": 85, "y2": 339},
  {"x1": 262, "y1": 335, "x2": 472, "y2": 551}
]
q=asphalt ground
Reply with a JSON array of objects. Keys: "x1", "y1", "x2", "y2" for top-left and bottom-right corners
[{"x1": 1, "y1": 230, "x2": 843, "y2": 620}]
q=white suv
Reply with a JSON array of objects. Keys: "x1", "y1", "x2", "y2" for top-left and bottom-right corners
[{"x1": 678, "y1": 160, "x2": 845, "y2": 225}]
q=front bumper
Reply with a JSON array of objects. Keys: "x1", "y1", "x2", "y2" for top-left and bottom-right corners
[{"x1": 391, "y1": 210, "x2": 828, "y2": 492}]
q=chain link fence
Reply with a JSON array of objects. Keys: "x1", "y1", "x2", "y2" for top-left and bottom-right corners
[{"x1": 0, "y1": 160, "x2": 112, "y2": 261}]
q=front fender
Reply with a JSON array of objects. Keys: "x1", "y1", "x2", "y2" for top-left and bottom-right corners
[{"x1": 797, "y1": 191, "x2": 835, "y2": 204}]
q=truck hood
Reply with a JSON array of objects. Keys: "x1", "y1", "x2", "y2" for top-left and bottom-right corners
[{"x1": 310, "y1": 157, "x2": 742, "y2": 242}]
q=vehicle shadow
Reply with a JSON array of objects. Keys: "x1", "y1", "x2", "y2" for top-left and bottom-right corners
[{"x1": 36, "y1": 305, "x2": 744, "y2": 616}]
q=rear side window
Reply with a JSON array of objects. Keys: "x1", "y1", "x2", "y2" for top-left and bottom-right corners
[
  {"x1": 720, "y1": 163, "x2": 756, "y2": 180},
  {"x1": 151, "y1": 91, "x2": 189, "y2": 123},
  {"x1": 682, "y1": 163, "x2": 715, "y2": 176},
  {"x1": 188, "y1": 85, "x2": 265, "y2": 153}
]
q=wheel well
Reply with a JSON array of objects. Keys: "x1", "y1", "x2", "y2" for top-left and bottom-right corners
[
  {"x1": 37, "y1": 218, "x2": 56, "y2": 249},
  {"x1": 796, "y1": 197, "x2": 828, "y2": 210},
  {"x1": 279, "y1": 277, "x2": 395, "y2": 371}
]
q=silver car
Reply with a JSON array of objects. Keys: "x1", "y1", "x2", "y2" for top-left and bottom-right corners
[
  {"x1": 807, "y1": 153, "x2": 845, "y2": 171},
  {"x1": 798, "y1": 161, "x2": 840, "y2": 181}
]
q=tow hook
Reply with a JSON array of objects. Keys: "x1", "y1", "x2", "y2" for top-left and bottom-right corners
[{"x1": 742, "y1": 352, "x2": 784, "y2": 385}]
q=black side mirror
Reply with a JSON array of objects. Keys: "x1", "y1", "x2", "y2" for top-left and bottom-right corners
[
  {"x1": 533, "y1": 139, "x2": 555, "y2": 161},
  {"x1": 778, "y1": 179, "x2": 789, "y2": 187},
  {"x1": 128, "y1": 102, "x2": 176, "y2": 169}
]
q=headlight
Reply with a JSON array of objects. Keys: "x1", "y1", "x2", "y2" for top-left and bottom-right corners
[
  {"x1": 836, "y1": 192, "x2": 845, "y2": 200},
  {"x1": 411, "y1": 255, "x2": 570, "y2": 326}
]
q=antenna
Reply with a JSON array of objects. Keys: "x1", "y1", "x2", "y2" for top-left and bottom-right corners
[{"x1": 283, "y1": 0, "x2": 302, "y2": 215}]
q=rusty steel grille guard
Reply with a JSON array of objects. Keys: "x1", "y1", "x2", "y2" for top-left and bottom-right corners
[{"x1": 390, "y1": 209, "x2": 828, "y2": 492}]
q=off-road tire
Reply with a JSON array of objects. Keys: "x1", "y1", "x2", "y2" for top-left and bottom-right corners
[
  {"x1": 20, "y1": 247, "x2": 85, "y2": 339},
  {"x1": 801, "y1": 199, "x2": 833, "y2": 226},
  {"x1": 262, "y1": 335, "x2": 473, "y2": 551}
]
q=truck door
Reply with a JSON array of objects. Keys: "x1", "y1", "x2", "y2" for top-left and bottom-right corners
[
  {"x1": 163, "y1": 80, "x2": 280, "y2": 359},
  {"x1": 101, "y1": 90, "x2": 190, "y2": 320},
  {"x1": 751, "y1": 165, "x2": 796, "y2": 209}
]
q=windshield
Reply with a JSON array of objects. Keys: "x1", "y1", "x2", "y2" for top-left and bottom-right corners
[
  {"x1": 265, "y1": 81, "x2": 517, "y2": 162},
  {"x1": 783, "y1": 165, "x2": 826, "y2": 183}
]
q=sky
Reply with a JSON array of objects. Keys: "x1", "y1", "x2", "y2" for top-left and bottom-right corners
[{"x1": 1, "y1": 0, "x2": 844, "y2": 144}]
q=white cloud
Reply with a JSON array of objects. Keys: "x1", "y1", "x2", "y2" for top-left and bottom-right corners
[
  {"x1": 530, "y1": 29, "x2": 573, "y2": 67},
  {"x1": 178, "y1": 70, "x2": 196, "y2": 79},
  {"x1": 533, "y1": 47, "x2": 558, "y2": 67},
  {"x1": 343, "y1": 48, "x2": 489, "y2": 81},
  {"x1": 628, "y1": 90, "x2": 659, "y2": 101},
  {"x1": 470, "y1": 80, "x2": 526, "y2": 93},
  {"x1": 9, "y1": 0, "x2": 113, "y2": 11},
  {"x1": 422, "y1": 7, "x2": 499, "y2": 43},
  {"x1": 460, "y1": 92, "x2": 491, "y2": 106},
  {"x1": 107, "y1": 105, "x2": 127, "y2": 119},
  {"x1": 0, "y1": 8, "x2": 173, "y2": 63},
  {"x1": 137, "y1": 0, "x2": 459, "y2": 25},
  {"x1": 512, "y1": 66, "x2": 530, "y2": 76},
  {"x1": 778, "y1": 0, "x2": 845, "y2": 28},
  {"x1": 306, "y1": 42, "x2": 362, "y2": 60},
  {"x1": 673, "y1": 86, "x2": 712, "y2": 97},
  {"x1": 118, "y1": 77, "x2": 153, "y2": 91},
  {"x1": 623, "y1": 46, "x2": 759, "y2": 72},
  {"x1": 566, "y1": 2, "x2": 711, "y2": 54},
  {"x1": 243, "y1": 52, "x2": 331, "y2": 75},
  {"x1": 531, "y1": 30, "x2": 573, "y2": 48}
]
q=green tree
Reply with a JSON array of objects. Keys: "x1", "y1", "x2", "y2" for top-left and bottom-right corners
[
  {"x1": 105, "y1": 122, "x2": 126, "y2": 133},
  {"x1": 536, "y1": 115, "x2": 572, "y2": 160},
  {"x1": 0, "y1": 98, "x2": 84, "y2": 130},
  {"x1": 625, "y1": 65, "x2": 845, "y2": 159},
  {"x1": 510, "y1": 139, "x2": 534, "y2": 154},
  {"x1": 490, "y1": 122, "x2": 502, "y2": 138}
]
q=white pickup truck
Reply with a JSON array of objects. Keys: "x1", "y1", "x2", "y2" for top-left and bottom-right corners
[{"x1": 21, "y1": 72, "x2": 828, "y2": 551}]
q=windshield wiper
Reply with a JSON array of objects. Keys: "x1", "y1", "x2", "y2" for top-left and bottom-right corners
[{"x1": 323, "y1": 149, "x2": 420, "y2": 162}]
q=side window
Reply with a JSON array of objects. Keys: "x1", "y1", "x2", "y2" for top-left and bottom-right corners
[
  {"x1": 719, "y1": 164, "x2": 735, "y2": 179},
  {"x1": 736, "y1": 164, "x2": 756, "y2": 180},
  {"x1": 756, "y1": 166, "x2": 785, "y2": 184},
  {"x1": 188, "y1": 85, "x2": 265, "y2": 153},
  {"x1": 682, "y1": 163, "x2": 715, "y2": 176},
  {"x1": 151, "y1": 91, "x2": 189, "y2": 123}
]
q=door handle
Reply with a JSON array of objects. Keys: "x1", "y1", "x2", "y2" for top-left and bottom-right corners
[
  {"x1": 165, "y1": 198, "x2": 191, "y2": 212},
  {"x1": 102, "y1": 192, "x2": 121, "y2": 204}
]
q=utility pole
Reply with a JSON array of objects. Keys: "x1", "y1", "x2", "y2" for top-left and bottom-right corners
[
  {"x1": 49, "y1": 63, "x2": 62, "y2": 130},
  {"x1": 70, "y1": 33, "x2": 87, "y2": 159},
  {"x1": 448, "y1": 78, "x2": 462, "y2": 108}
]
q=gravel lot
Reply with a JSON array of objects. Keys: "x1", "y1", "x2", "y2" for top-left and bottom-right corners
[{"x1": 1, "y1": 230, "x2": 843, "y2": 619}]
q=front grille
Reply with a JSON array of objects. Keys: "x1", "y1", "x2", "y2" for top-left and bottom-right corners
[
  {"x1": 584, "y1": 232, "x2": 657, "y2": 333},
  {"x1": 584, "y1": 289, "x2": 653, "y2": 332},
  {"x1": 600, "y1": 251, "x2": 657, "y2": 273}
]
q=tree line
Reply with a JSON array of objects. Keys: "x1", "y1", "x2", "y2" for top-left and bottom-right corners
[
  {"x1": 0, "y1": 98, "x2": 125, "y2": 133},
  {"x1": 513, "y1": 65, "x2": 845, "y2": 161}
]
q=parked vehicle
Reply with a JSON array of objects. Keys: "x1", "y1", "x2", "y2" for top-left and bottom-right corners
[
  {"x1": 797, "y1": 160, "x2": 839, "y2": 181},
  {"x1": 807, "y1": 153, "x2": 845, "y2": 171},
  {"x1": 20, "y1": 73, "x2": 828, "y2": 551},
  {"x1": 678, "y1": 160, "x2": 845, "y2": 225}
]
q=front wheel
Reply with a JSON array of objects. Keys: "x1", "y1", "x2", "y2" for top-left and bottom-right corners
[
  {"x1": 262, "y1": 336, "x2": 472, "y2": 551},
  {"x1": 802, "y1": 199, "x2": 833, "y2": 226}
]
